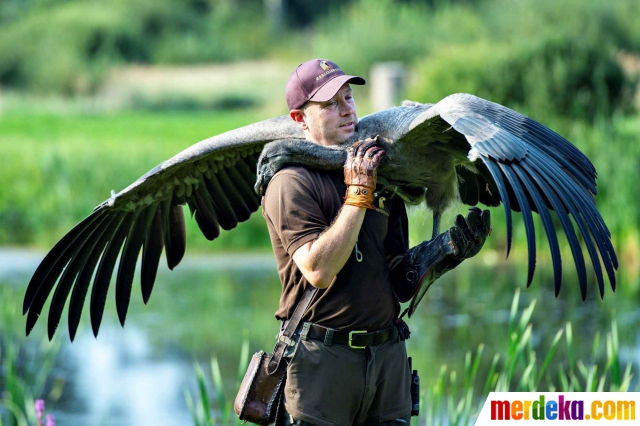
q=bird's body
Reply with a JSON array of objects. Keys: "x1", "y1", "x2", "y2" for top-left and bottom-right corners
[{"x1": 23, "y1": 93, "x2": 617, "y2": 340}]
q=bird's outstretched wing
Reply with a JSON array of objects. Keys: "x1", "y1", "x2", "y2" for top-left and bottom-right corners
[
  {"x1": 400, "y1": 94, "x2": 617, "y2": 301},
  {"x1": 24, "y1": 116, "x2": 303, "y2": 340}
]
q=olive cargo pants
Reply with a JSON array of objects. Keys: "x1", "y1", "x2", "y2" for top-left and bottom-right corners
[{"x1": 281, "y1": 324, "x2": 412, "y2": 426}]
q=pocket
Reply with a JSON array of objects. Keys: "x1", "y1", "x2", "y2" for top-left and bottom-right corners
[
  {"x1": 283, "y1": 338, "x2": 310, "y2": 410},
  {"x1": 285, "y1": 336, "x2": 308, "y2": 371}
]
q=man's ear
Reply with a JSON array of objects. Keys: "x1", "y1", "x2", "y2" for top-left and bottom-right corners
[{"x1": 289, "y1": 109, "x2": 308, "y2": 130}]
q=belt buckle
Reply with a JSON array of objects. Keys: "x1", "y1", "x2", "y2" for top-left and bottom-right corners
[{"x1": 348, "y1": 330, "x2": 368, "y2": 349}]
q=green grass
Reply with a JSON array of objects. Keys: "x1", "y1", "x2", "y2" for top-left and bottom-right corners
[
  {"x1": 0, "y1": 109, "x2": 271, "y2": 251},
  {"x1": 185, "y1": 337, "x2": 250, "y2": 426},
  {"x1": 417, "y1": 289, "x2": 635, "y2": 426},
  {"x1": 0, "y1": 287, "x2": 62, "y2": 426}
]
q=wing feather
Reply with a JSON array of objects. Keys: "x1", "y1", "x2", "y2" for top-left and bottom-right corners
[
  {"x1": 141, "y1": 206, "x2": 164, "y2": 304},
  {"x1": 204, "y1": 173, "x2": 238, "y2": 229},
  {"x1": 90, "y1": 212, "x2": 136, "y2": 337},
  {"x1": 116, "y1": 205, "x2": 158, "y2": 327},
  {"x1": 216, "y1": 167, "x2": 252, "y2": 222},
  {"x1": 24, "y1": 115, "x2": 319, "y2": 339},
  {"x1": 47, "y1": 212, "x2": 118, "y2": 339},
  {"x1": 165, "y1": 204, "x2": 186, "y2": 270},
  {"x1": 519, "y1": 160, "x2": 588, "y2": 296},
  {"x1": 527, "y1": 150, "x2": 613, "y2": 296},
  {"x1": 191, "y1": 181, "x2": 221, "y2": 241},
  {"x1": 236, "y1": 155, "x2": 263, "y2": 191},
  {"x1": 474, "y1": 99, "x2": 597, "y2": 186},
  {"x1": 512, "y1": 163, "x2": 563, "y2": 294},
  {"x1": 528, "y1": 148, "x2": 617, "y2": 271},
  {"x1": 475, "y1": 163, "x2": 501, "y2": 207},
  {"x1": 25, "y1": 211, "x2": 109, "y2": 336},
  {"x1": 226, "y1": 166, "x2": 261, "y2": 211},
  {"x1": 482, "y1": 160, "x2": 515, "y2": 257},
  {"x1": 23, "y1": 210, "x2": 106, "y2": 314},
  {"x1": 499, "y1": 163, "x2": 537, "y2": 287},
  {"x1": 398, "y1": 93, "x2": 615, "y2": 298},
  {"x1": 492, "y1": 112, "x2": 596, "y2": 197},
  {"x1": 456, "y1": 166, "x2": 479, "y2": 206}
]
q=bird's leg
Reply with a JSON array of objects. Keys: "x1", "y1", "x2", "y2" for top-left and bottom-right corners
[{"x1": 432, "y1": 211, "x2": 441, "y2": 240}]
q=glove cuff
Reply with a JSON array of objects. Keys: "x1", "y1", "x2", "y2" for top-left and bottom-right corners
[
  {"x1": 344, "y1": 185, "x2": 375, "y2": 209},
  {"x1": 390, "y1": 231, "x2": 458, "y2": 305}
]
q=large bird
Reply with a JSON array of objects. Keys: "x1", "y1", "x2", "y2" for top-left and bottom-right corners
[{"x1": 23, "y1": 93, "x2": 617, "y2": 341}]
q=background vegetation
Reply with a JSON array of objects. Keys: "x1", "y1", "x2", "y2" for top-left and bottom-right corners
[
  {"x1": 1, "y1": 0, "x2": 639, "y2": 423},
  {"x1": 1, "y1": 0, "x2": 638, "y2": 282}
]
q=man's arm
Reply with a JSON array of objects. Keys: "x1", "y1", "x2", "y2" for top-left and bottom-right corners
[
  {"x1": 293, "y1": 205, "x2": 364, "y2": 289},
  {"x1": 292, "y1": 138, "x2": 385, "y2": 289}
]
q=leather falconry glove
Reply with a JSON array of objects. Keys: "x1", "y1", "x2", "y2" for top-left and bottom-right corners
[
  {"x1": 343, "y1": 137, "x2": 386, "y2": 209},
  {"x1": 390, "y1": 207, "x2": 491, "y2": 315}
]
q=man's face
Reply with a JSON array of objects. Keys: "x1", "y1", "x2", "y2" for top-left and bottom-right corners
[{"x1": 290, "y1": 83, "x2": 358, "y2": 146}]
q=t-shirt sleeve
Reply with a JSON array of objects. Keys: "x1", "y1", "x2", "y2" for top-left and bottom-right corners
[
  {"x1": 384, "y1": 195, "x2": 409, "y2": 267},
  {"x1": 262, "y1": 170, "x2": 329, "y2": 256}
]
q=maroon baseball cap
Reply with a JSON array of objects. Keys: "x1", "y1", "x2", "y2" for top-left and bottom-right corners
[{"x1": 286, "y1": 59, "x2": 366, "y2": 110}]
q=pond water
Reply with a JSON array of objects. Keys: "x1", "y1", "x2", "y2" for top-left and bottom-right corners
[{"x1": 2, "y1": 249, "x2": 639, "y2": 425}]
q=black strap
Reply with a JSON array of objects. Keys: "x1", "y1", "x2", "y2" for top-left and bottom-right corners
[{"x1": 267, "y1": 287, "x2": 317, "y2": 375}]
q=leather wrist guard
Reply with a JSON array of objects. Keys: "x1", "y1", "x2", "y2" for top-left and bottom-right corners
[
  {"x1": 344, "y1": 185, "x2": 375, "y2": 209},
  {"x1": 343, "y1": 137, "x2": 385, "y2": 209}
]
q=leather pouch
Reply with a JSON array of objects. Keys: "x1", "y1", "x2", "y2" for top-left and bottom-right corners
[
  {"x1": 234, "y1": 287, "x2": 315, "y2": 425},
  {"x1": 234, "y1": 350, "x2": 286, "y2": 425}
]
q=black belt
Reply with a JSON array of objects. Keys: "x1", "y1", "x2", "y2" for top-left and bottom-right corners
[{"x1": 306, "y1": 323, "x2": 395, "y2": 349}]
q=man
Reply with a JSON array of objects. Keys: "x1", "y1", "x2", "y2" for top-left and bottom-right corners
[{"x1": 261, "y1": 59, "x2": 490, "y2": 425}]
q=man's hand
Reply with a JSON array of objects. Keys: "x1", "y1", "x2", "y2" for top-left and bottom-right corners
[
  {"x1": 343, "y1": 137, "x2": 385, "y2": 209},
  {"x1": 390, "y1": 207, "x2": 491, "y2": 309},
  {"x1": 448, "y1": 207, "x2": 491, "y2": 261}
]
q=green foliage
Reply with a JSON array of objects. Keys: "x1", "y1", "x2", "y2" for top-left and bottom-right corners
[
  {"x1": 0, "y1": 0, "x2": 150, "y2": 93},
  {"x1": 0, "y1": 288, "x2": 62, "y2": 426},
  {"x1": 152, "y1": 0, "x2": 272, "y2": 64},
  {"x1": 418, "y1": 289, "x2": 636, "y2": 425},
  {"x1": 305, "y1": 0, "x2": 491, "y2": 78},
  {"x1": 0, "y1": 110, "x2": 271, "y2": 251},
  {"x1": 308, "y1": 0, "x2": 434, "y2": 77},
  {"x1": 128, "y1": 93, "x2": 258, "y2": 112},
  {"x1": 2, "y1": 0, "x2": 638, "y2": 118},
  {"x1": 0, "y1": 0, "x2": 273, "y2": 94},
  {"x1": 407, "y1": 0, "x2": 638, "y2": 121},
  {"x1": 186, "y1": 338, "x2": 250, "y2": 425},
  {"x1": 303, "y1": 0, "x2": 640, "y2": 120}
]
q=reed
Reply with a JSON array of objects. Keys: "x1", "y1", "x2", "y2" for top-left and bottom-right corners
[
  {"x1": 186, "y1": 337, "x2": 250, "y2": 425},
  {"x1": 416, "y1": 289, "x2": 636, "y2": 425},
  {"x1": 0, "y1": 288, "x2": 62, "y2": 426}
]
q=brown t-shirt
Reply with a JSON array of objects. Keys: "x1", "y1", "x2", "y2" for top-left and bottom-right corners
[{"x1": 262, "y1": 166, "x2": 409, "y2": 331}]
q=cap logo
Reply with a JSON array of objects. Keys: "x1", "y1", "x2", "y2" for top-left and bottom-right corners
[{"x1": 315, "y1": 61, "x2": 340, "y2": 81}]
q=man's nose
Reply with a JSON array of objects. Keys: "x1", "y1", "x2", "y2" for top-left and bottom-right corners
[{"x1": 339, "y1": 100, "x2": 355, "y2": 116}]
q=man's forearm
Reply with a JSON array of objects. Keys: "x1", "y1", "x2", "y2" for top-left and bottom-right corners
[
  {"x1": 293, "y1": 138, "x2": 385, "y2": 289},
  {"x1": 293, "y1": 205, "x2": 365, "y2": 288}
]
